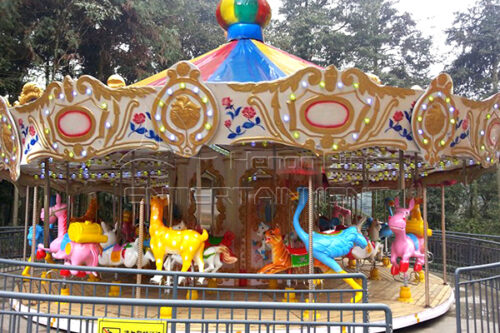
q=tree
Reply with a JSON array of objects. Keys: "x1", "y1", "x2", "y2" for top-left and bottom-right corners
[
  {"x1": 0, "y1": 1, "x2": 32, "y2": 99},
  {"x1": 268, "y1": 0, "x2": 434, "y2": 88},
  {"x1": 446, "y1": 0, "x2": 500, "y2": 98}
]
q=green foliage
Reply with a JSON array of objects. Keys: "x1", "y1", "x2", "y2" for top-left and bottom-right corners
[
  {"x1": 446, "y1": 0, "x2": 500, "y2": 98},
  {"x1": 0, "y1": 0, "x2": 223, "y2": 97},
  {"x1": 0, "y1": 2, "x2": 32, "y2": 97},
  {"x1": 269, "y1": 0, "x2": 434, "y2": 87},
  {"x1": 426, "y1": 172, "x2": 500, "y2": 235}
]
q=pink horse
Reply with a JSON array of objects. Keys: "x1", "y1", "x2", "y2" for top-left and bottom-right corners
[
  {"x1": 388, "y1": 199, "x2": 425, "y2": 275},
  {"x1": 37, "y1": 194, "x2": 104, "y2": 277}
]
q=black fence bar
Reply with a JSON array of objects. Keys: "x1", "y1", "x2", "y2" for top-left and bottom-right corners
[{"x1": 455, "y1": 262, "x2": 500, "y2": 333}]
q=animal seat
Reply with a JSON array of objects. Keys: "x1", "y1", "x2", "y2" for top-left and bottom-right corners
[
  {"x1": 407, "y1": 233, "x2": 419, "y2": 251},
  {"x1": 111, "y1": 244, "x2": 124, "y2": 262},
  {"x1": 287, "y1": 246, "x2": 307, "y2": 256}
]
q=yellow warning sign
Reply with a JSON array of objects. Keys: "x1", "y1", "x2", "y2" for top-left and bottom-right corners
[{"x1": 97, "y1": 318, "x2": 167, "y2": 333}]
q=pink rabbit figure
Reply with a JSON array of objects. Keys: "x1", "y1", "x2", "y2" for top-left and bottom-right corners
[{"x1": 388, "y1": 199, "x2": 426, "y2": 275}]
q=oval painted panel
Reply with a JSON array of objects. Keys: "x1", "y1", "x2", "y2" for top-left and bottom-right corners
[
  {"x1": 487, "y1": 120, "x2": 500, "y2": 147},
  {"x1": 305, "y1": 101, "x2": 349, "y2": 128},
  {"x1": 57, "y1": 110, "x2": 92, "y2": 137}
]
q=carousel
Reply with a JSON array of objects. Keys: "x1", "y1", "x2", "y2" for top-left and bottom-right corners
[{"x1": 0, "y1": 0, "x2": 498, "y2": 331}]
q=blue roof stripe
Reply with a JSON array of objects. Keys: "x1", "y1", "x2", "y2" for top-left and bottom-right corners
[{"x1": 207, "y1": 39, "x2": 286, "y2": 82}]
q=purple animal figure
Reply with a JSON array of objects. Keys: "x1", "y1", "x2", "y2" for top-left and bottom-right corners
[{"x1": 388, "y1": 199, "x2": 425, "y2": 275}]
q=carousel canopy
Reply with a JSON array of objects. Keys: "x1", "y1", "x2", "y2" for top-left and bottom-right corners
[
  {"x1": 0, "y1": 0, "x2": 498, "y2": 186},
  {"x1": 133, "y1": 0, "x2": 320, "y2": 85}
]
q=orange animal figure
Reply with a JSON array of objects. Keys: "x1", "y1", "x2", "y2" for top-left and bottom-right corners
[
  {"x1": 258, "y1": 227, "x2": 329, "y2": 274},
  {"x1": 149, "y1": 197, "x2": 208, "y2": 284}
]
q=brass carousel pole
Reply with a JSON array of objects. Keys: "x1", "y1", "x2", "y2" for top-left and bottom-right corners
[
  {"x1": 66, "y1": 163, "x2": 70, "y2": 226},
  {"x1": 196, "y1": 157, "x2": 202, "y2": 225},
  {"x1": 308, "y1": 173, "x2": 314, "y2": 304},
  {"x1": 136, "y1": 198, "x2": 145, "y2": 298},
  {"x1": 112, "y1": 183, "x2": 117, "y2": 226},
  {"x1": 131, "y1": 152, "x2": 136, "y2": 227},
  {"x1": 169, "y1": 167, "x2": 174, "y2": 227},
  {"x1": 43, "y1": 159, "x2": 50, "y2": 249},
  {"x1": 12, "y1": 184, "x2": 19, "y2": 226},
  {"x1": 423, "y1": 185, "x2": 430, "y2": 307},
  {"x1": 118, "y1": 171, "x2": 123, "y2": 242},
  {"x1": 441, "y1": 184, "x2": 447, "y2": 284},
  {"x1": 22, "y1": 186, "x2": 30, "y2": 262},
  {"x1": 398, "y1": 150, "x2": 405, "y2": 204},
  {"x1": 145, "y1": 171, "x2": 151, "y2": 226},
  {"x1": 29, "y1": 186, "x2": 38, "y2": 275}
]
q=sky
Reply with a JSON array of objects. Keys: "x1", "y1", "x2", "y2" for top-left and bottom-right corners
[{"x1": 266, "y1": 0, "x2": 476, "y2": 76}]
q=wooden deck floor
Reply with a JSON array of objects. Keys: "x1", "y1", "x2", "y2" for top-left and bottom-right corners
[{"x1": 13, "y1": 264, "x2": 452, "y2": 332}]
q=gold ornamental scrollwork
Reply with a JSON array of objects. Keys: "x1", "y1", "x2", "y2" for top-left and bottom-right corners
[
  {"x1": 151, "y1": 61, "x2": 219, "y2": 158},
  {"x1": 171, "y1": 95, "x2": 202, "y2": 129},
  {"x1": 228, "y1": 65, "x2": 415, "y2": 154},
  {"x1": 13, "y1": 75, "x2": 158, "y2": 163},
  {"x1": 412, "y1": 73, "x2": 458, "y2": 165},
  {"x1": 452, "y1": 93, "x2": 500, "y2": 166},
  {"x1": 0, "y1": 97, "x2": 21, "y2": 180}
]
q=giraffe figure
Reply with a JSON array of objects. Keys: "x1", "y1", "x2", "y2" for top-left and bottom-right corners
[{"x1": 149, "y1": 197, "x2": 208, "y2": 284}]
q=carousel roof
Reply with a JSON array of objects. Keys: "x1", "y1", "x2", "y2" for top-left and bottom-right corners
[
  {"x1": 133, "y1": 0, "x2": 320, "y2": 85},
  {"x1": 0, "y1": 0, "x2": 498, "y2": 187}
]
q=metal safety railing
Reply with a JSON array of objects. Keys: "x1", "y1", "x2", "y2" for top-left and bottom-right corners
[
  {"x1": 0, "y1": 291, "x2": 393, "y2": 333},
  {"x1": 0, "y1": 258, "x2": 393, "y2": 333},
  {"x1": 455, "y1": 262, "x2": 500, "y2": 333},
  {"x1": 0, "y1": 226, "x2": 25, "y2": 259},
  {"x1": 430, "y1": 230, "x2": 500, "y2": 272}
]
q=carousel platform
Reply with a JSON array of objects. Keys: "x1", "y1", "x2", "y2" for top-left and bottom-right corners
[{"x1": 8, "y1": 264, "x2": 453, "y2": 333}]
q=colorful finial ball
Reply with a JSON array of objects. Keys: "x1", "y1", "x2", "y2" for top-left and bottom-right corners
[{"x1": 216, "y1": 0, "x2": 271, "y2": 30}]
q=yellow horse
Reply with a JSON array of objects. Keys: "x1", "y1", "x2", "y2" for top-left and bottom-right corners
[{"x1": 149, "y1": 197, "x2": 208, "y2": 284}]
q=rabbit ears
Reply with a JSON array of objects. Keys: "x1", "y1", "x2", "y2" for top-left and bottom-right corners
[{"x1": 394, "y1": 197, "x2": 415, "y2": 211}]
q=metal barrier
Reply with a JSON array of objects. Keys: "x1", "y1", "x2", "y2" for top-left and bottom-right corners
[
  {"x1": 0, "y1": 226, "x2": 58, "y2": 261},
  {"x1": 0, "y1": 226, "x2": 25, "y2": 259},
  {"x1": 0, "y1": 258, "x2": 393, "y2": 333},
  {"x1": 0, "y1": 291, "x2": 393, "y2": 333},
  {"x1": 429, "y1": 230, "x2": 500, "y2": 273},
  {"x1": 455, "y1": 262, "x2": 500, "y2": 333}
]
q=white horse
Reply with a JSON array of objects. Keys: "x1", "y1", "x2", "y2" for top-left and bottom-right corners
[
  {"x1": 145, "y1": 245, "x2": 237, "y2": 285},
  {"x1": 350, "y1": 218, "x2": 384, "y2": 264},
  {"x1": 99, "y1": 222, "x2": 143, "y2": 268}
]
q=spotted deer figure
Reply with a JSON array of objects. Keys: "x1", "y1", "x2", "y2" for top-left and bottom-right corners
[{"x1": 149, "y1": 197, "x2": 208, "y2": 284}]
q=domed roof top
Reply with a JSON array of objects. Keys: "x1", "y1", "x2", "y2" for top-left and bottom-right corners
[
  {"x1": 216, "y1": 0, "x2": 271, "y2": 41},
  {"x1": 132, "y1": 0, "x2": 321, "y2": 85}
]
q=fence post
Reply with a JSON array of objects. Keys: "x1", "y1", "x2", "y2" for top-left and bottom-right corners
[
  {"x1": 455, "y1": 268, "x2": 461, "y2": 332},
  {"x1": 172, "y1": 274, "x2": 178, "y2": 333},
  {"x1": 362, "y1": 277, "x2": 368, "y2": 333},
  {"x1": 385, "y1": 308, "x2": 393, "y2": 332}
]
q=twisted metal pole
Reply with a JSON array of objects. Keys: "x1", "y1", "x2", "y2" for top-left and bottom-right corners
[
  {"x1": 22, "y1": 186, "x2": 30, "y2": 262},
  {"x1": 308, "y1": 174, "x2": 313, "y2": 303},
  {"x1": 136, "y1": 198, "x2": 145, "y2": 298}
]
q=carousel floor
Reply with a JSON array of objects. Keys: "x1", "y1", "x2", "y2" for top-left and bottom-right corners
[{"x1": 9, "y1": 265, "x2": 453, "y2": 332}]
